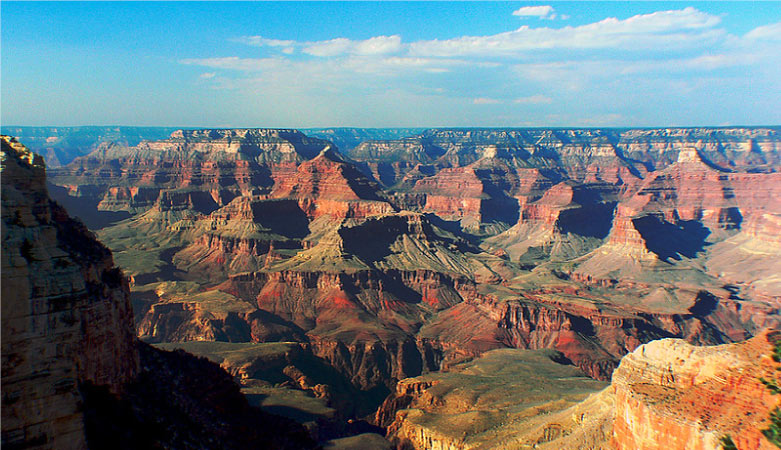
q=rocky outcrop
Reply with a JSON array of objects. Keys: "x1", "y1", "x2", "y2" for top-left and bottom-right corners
[
  {"x1": 611, "y1": 330, "x2": 781, "y2": 450},
  {"x1": 1, "y1": 136, "x2": 139, "y2": 449},
  {"x1": 271, "y1": 146, "x2": 395, "y2": 219}
]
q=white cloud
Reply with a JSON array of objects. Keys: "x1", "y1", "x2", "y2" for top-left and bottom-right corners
[
  {"x1": 303, "y1": 35, "x2": 403, "y2": 56},
  {"x1": 473, "y1": 97, "x2": 502, "y2": 104},
  {"x1": 353, "y1": 35, "x2": 404, "y2": 55},
  {"x1": 410, "y1": 8, "x2": 723, "y2": 57},
  {"x1": 240, "y1": 36, "x2": 296, "y2": 47},
  {"x1": 199, "y1": 72, "x2": 216, "y2": 79},
  {"x1": 744, "y1": 21, "x2": 781, "y2": 42},
  {"x1": 181, "y1": 57, "x2": 290, "y2": 72},
  {"x1": 303, "y1": 38, "x2": 353, "y2": 57},
  {"x1": 234, "y1": 8, "x2": 725, "y2": 61},
  {"x1": 514, "y1": 94, "x2": 552, "y2": 104},
  {"x1": 512, "y1": 6, "x2": 554, "y2": 19}
]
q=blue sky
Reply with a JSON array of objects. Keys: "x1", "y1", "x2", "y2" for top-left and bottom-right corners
[{"x1": 2, "y1": 2, "x2": 780, "y2": 127}]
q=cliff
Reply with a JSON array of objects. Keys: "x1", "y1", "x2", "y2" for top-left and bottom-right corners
[
  {"x1": 48, "y1": 128, "x2": 333, "y2": 214},
  {"x1": 1, "y1": 135, "x2": 139, "y2": 449},
  {"x1": 270, "y1": 146, "x2": 395, "y2": 219},
  {"x1": 611, "y1": 330, "x2": 781, "y2": 450}
]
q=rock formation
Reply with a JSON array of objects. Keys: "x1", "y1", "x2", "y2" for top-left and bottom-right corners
[
  {"x1": 611, "y1": 330, "x2": 781, "y2": 450},
  {"x1": 2, "y1": 135, "x2": 138, "y2": 449},
  {"x1": 1, "y1": 136, "x2": 317, "y2": 449},
  {"x1": 383, "y1": 330, "x2": 781, "y2": 450}
]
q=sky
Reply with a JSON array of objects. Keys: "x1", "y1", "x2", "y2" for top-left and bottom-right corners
[{"x1": 2, "y1": 2, "x2": 780, "y2": 128}]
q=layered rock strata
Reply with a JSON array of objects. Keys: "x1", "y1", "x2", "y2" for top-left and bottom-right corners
[
  {"x1": 1, "y1": 136, "x2": 139, "y2": 449},
  {"x1": 611, "y1": 330, "x2": 781, "y2": 450},
  {"x1": 1, "y1": 136, "x2": 317, "y2": 449}
]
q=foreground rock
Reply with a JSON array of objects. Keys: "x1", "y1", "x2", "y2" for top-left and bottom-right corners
[
  {"x1": 612, "y1": 330, "x2": 781, "y2": 450},
  {"x1": 382, "y1": 331, "x2": 780, "y2": 450},
  {"x1": 2, "y1": 136, "x2": 138, "y2": 448}
]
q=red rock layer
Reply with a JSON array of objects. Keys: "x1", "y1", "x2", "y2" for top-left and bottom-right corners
[
  {"x1": 271, "y1": 148, "x2": 395, "y2": 219},
  {"x1": 612, "y1": 330, "x2": 781, "y2": 450},
  {"x1": 210, "y1": 269, "x2": 475, "y2": 389},
  {"x1": 419, "y1": 288, "x2": 756, "y2": 381},
  {"x1": 48, "y1": 128, "x2": 332, "y2": 212}
]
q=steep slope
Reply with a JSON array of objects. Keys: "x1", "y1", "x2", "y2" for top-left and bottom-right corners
[
  {"x1": 270, "y1": 146, "x2": 395, "y2": 219},
  {"x1": 574, "y1": 147, "x2": 781, "y2": 284},
  {"x1": 2, "y1": 136, "x2": 139, "y2": 449}
]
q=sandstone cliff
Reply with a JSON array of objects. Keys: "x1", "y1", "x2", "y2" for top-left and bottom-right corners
[
  {"x1": 611, "y1": 330, "x2": 781, "y2": 450},
  {"x1": 2, "y1": 135, "x2": 139, "y2": 449}
]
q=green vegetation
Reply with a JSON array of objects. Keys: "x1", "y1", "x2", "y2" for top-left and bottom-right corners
[
  {"x1": 763, "y1": 407, "x2": 781, "y2": 448},
  {"x1": 720, "y1": 435, "x2": 737, "y2": 450},
  {"x1": 762, "y1": 337, "x2": 781, "y2": 449}
]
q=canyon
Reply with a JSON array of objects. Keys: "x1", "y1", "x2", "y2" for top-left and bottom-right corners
[
  {"x1": 4, "y1": 126, "x2": 780, "y2": 449},
  {"x1": 1, "y1": 136, "x2": 316, "y2": 449}
]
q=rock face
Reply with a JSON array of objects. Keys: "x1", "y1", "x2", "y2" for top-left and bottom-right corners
[
  {"x1": 270, "y1": 147, "x2": 395, "y2": 219},
  {"x1": 1, "y1": 135, "x2": 139, "y2": 449},
  {"x1": 0, "y1": 126, "x2": 179, "y2": 167},
  {"x1": 611, "y1": 330, "x2": 781, "y2": 450}
]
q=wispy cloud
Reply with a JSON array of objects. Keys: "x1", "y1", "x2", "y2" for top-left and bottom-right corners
[
  {"x1": 409, "y1": 7, "x2": 723, "y2": 56},
  {"x1": 181, "y1": 56, "x2": 289, "y2": 72},
  {"x1": 744, "y1": 21, "x2": 781, "y2": 42},
  {"x1": 177, "y1": 7, "x2": 781, "y2": 126},
  {"x1": 234, "y1": 8, "x2": 725, "y2": 60},
  {"x1": 513, "y1": 6, "x2": 555, "y2": 19},
  {"x1": 305, "y1": 35, "x2": 403, "y2": 56},
  {"x1": 473, "y1": 97, "x2": 502, "y2": 105},
  {"x1": 514, "y1": 95, "x2": 552, "y2": 104}
]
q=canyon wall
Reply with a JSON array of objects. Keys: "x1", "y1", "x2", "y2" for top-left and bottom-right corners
[
  {"x1": 612, "y1": 330, "x2": 780, "y2": 450},
  {"x1": 1, "y1": 136, "x2": 139, "y2": 449}
]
